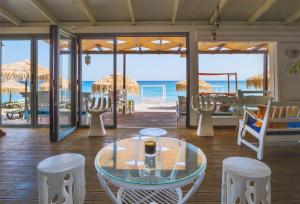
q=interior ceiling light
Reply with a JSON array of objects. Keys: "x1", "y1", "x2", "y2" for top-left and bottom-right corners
[{"x1": 85, "y1": 54, "x2": 91, "y2": 65}]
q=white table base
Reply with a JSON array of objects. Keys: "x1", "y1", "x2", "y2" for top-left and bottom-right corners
[{"x1": 97, "y1": 173, "x2": 204, "y2": 204}]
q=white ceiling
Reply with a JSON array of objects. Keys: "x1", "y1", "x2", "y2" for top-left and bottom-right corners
[{"x1": 0, "y1": 0, "x2": 300, "y2": 26}]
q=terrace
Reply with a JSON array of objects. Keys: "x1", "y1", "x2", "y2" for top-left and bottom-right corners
[{"x1": 1, "y1": 0, "x2": 300, "y2": 204}]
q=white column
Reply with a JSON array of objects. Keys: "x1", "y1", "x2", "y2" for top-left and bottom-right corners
[
  {"x1": 268, "y1": 42, "x2": 279, "y2": 100},
  {"x1": 189, "y1": 31, "x2": 199, "y2": 127}
]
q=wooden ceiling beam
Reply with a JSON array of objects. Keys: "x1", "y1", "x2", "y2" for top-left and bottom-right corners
[
  {"x1": 248, "y1": 0, "x2": 278, "y2": 24},
  {"x1": 126, "y1": 0, "x2": 136, "y2": 25},
  {"x1": 171, "y1": 0, "x2": 180, "y2": 25},
  {"x1": 0, "y1": 6, "x2": 22, "y2": 26},
  {"x1": 29, "y1": 0, "x2": 58, "y2": 24},
  {"x1": 285, "y1": 9, "x2": 300, "y2": 25},
  {"x1": 75, "y1": 0, "x2": 97, "y2": 26},
  {"x1": 209, "y1": 0, "x2": 230, "y2": 24}
]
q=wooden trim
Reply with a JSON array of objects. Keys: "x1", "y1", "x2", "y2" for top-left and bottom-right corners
[
  {"x1": 0, "y1": 6, "x2": 22, "y2": 26},
  {"x1": 248, "y1": 0, "x2": 278, "y2": 24}
]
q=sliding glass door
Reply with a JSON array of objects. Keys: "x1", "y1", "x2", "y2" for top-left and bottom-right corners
[{"x1": 50, "y1": 25, "x2": 77, "y2": 141}]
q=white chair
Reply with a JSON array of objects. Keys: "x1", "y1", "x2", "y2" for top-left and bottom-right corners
[
  {"x1": 38, "y1": 153, "x2": 86, "y2": 204},
  {"x1": 85, "y1": 94, "x2": 111, "y2": 136},
  {"x1": 222, "y1": 157, "x2": 271, "y2": 204},
  {"x1": 191, "y1": 95, "x2": 216, "y2": 136}
]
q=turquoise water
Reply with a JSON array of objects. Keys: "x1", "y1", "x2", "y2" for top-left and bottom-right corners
[
  {"x1": 83, "y1": 80, "x2": 257, "y2": 103},
  {"x1": 1, "y1": 80, "x2": 257, "y2": 103}
]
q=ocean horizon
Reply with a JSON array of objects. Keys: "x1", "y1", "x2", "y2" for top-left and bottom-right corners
[{"x1": 1, "y1": 80, "x2": 258, "y2": 103}]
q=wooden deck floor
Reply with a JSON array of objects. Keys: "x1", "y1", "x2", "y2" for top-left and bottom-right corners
[{"x1": 0, "y1": 128, "x2": 299, "y2": 204}]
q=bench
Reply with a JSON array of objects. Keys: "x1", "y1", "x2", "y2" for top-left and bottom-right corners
[{"x1": 237, "y1": 98, "x2": 300, "y2": 160}]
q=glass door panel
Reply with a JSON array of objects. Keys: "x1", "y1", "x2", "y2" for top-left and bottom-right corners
[
  {"x1": 58, "y1": 35, "x2": 73, "y2": 133},
  {"x1": 50, "y1": 25, "x2": 77, "y2": 141},
  {"x1": 0, "y1": 40, "x2": 32, "y2": 125},
  {"x1": 80, "y1": 38, "x2": 116, "y2": 127},
  {"x1": 37, "y1": 39, "x2": 50, "y2": 125}
]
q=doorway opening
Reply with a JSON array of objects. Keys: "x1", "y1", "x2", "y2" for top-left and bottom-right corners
[{"x1": 78, "y1": 35, "x2": 188, "y2": 128}]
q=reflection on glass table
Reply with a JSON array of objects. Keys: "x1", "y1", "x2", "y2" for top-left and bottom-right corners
[{"x1": 95, "y1": 137, "x2": 207, "y2": 204}]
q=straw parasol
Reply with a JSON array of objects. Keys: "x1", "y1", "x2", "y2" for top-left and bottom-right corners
[
  {"x1": 246, "y1": 74, "x2": 264, "y2": 89},
  {"x1": 92, "y1": 73, "x2": 139, "y2": 95},
  {"x1": 1, "y1": 60, "x2": 50, "y2": 118},
  {"x1": 2, "y1": 80, "x2": 26, "y2": 103},
  {"x1": 39, "y1": 78, "x2": 70, "y2": 91},
  {"x1": 176, "y1": 80, "x2": 211, "y2": 92},
  {"x1": 1, "y1": 60, "x2": 49, "y2": 81}
]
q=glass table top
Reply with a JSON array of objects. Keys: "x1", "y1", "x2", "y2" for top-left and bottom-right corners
[{"x1": 95, "y1": 137, "x2": 207, "y2": 186}]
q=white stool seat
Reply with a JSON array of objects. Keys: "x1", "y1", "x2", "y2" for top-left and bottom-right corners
[
  {"x1": 38, "y1": 153, "x2": 86, "y2": 204},
  {"x1": 223, "y1": 157, "x2": 271, "y2": 178},
  {"x1": 222, "y1": 157, "x2": 271, "y2": 204},
  {"x1": 38, "y1": 153, "x2": 85, "y2": 174}
]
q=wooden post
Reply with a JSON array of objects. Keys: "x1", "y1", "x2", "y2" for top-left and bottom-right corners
[
  {"x1": 188, "y1": 31, "x2": 199, "y2": 127},
  {"x1": 263, "y1": 53, "x2": 268, "y2": 91},
  {"x1": 227, "y1": 74, "x2": 230, "y2": 94},
  {"x1": 122, "y1": 53, "x2": 126, "y2": 114},
  {"x1": 235, "y1": 73, "x2": 238, "y2": 95},
  {"x1": 123, "y1": 54, "x2": 126, "y2": 89}
]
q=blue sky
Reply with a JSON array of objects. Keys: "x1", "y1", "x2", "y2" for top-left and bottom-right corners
[{"x1": 2, "y1": 40, "x2": 263, "y2": 81}]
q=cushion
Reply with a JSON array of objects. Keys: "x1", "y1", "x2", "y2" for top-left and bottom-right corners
[
  {"x1": 247, "y1": 116, "x2": 261, "y2": 133},
  {"x1": 287, "y1": 122, "x2": 300, "y2": 128}
]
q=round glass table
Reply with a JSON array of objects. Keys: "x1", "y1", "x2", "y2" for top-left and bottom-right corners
[{"x1": 95, "y1": 137, "x2": 207, "y2": 204}]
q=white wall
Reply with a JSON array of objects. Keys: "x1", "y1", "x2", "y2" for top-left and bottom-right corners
[{"x1": 273, "y1": 42, "x2": 300, "y2": 101}]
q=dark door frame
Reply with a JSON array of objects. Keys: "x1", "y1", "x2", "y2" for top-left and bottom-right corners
[
  {"x1": 76, "y1": 32, "x2": 189, "y2": 128},
  {"x1": 0, "y1": 35, "x2": 49, "y2": 128},
  {"x1": 50, "y1": 25, "x2": 77, "y2": 142}
]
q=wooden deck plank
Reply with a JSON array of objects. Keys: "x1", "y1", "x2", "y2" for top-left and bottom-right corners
[{"x1": 0, "y1": 128, "x2": 299, "y2": 203}]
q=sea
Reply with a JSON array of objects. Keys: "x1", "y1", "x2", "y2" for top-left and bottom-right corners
[{"x1": 1, "y1": 81, "x2": 257, "y2": 103}]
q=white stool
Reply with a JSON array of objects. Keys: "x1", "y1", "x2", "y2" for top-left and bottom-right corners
[
  {"x1": 38, "y1": 153, "x2": 86, "y2": 204},
  {"x1": 222, "y1": 157, "x2": 271, "y2": 204}
]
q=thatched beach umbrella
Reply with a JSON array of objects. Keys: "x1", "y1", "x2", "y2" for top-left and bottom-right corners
[
  {"x1": 246, "y1": 74, "x2": 263, "y2": 89},
  {"x1": 2, "y1": 80, "x2": 26, "y2": 103},
  {"x1": 92, "y1": 73, "x2": 139, "y2": 96},
  {"x1": 176, "y1": 80, "x2": 211, "y2": 92},
  {"x1": 1, "y1": 60, "x2": 49, "y2": 81},
  {"x1": 1, "y1": 60, "x2": 49, "y2": 119},
  {"x1": 39, "y1": 78, "x2": 70, "y2": 91}
]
